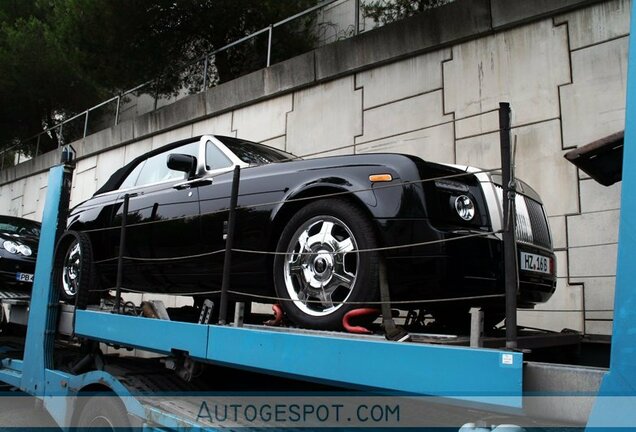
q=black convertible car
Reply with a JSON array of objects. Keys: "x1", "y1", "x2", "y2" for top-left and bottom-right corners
[
  {"x1": 0, "y1": 215, "x2": 40, "y2": 291},
  {"x1": 60, "y1": 135, "x2": 556, "y2": 329}
]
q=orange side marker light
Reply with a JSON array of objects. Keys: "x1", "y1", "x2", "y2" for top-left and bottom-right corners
[{"x1": 369, "y1": 174, "x2": 393, "y2": 182}]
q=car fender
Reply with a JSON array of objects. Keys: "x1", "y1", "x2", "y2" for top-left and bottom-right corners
[{"x1": 267, "y1": 167, "x2": 415, "y2": 235}]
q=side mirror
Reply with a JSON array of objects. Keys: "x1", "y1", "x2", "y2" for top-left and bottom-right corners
[{"x1": 167, "y1": 153, "x2": 197, "y2": 178}]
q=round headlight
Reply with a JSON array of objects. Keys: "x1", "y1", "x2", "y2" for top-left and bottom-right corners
[
  {"x1": 2, "y1": 240, "x2": 31, "y2": 256},
  {"x1": 3, "y1": 240, "x2": 18, "y2": 254},
  {"x1": 454, "y1": 195, "x2": 475, "y2": 221},
  {"x1": 17, "y1": 244, "x2": 32, "y2": 257}
]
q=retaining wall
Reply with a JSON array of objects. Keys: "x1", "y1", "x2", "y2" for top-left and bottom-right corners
[{"x1": 0, "y1": 0, "x2": 627, "y2": 335}]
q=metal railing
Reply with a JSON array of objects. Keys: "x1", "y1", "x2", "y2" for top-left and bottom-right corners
[
  {"x1": 0, "y1": 0, "x2": 370, "y2": 171},
  {"x1": 1, "y1": 0, "x2": 460, "y2": 171}
]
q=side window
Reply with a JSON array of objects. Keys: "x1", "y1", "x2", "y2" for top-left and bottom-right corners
[
  {"x1": 119, "y1": 160, "x2": 145, "y2": 190},
  {"x1": 121, "y1": 141, "x2": 199, "y2": 189},
  {"x1": 206, "y1": 141, "x2": 233, "y2": 170}
]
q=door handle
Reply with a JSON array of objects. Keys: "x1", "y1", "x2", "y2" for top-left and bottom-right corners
[{"x1": 173, "y1": 178, "x2": 214, "y2": 190}]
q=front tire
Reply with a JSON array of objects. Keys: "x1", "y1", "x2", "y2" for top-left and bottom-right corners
[
  {"x1": 76, "y1": 395, "x2": 131, "y2": 429},
  {"x1": 273, "y1": 199, "x2": 379, "y2": 330}
]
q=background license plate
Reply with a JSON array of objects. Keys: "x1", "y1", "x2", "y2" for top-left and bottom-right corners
[
  {"x1": 520, "y1": 252, "x2": 550, "y2": 274},
  {"x1": 16, "y1": 273, "x2": 34, "y2": 282}
]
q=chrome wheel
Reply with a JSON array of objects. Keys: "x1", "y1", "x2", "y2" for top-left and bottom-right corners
[
  {"x1": 62, "y1": 240, "x2": 81, "y2": 297},
  {"x1": 54, "y1": 230, "x2": 95, "y2": 306},
  {"x1": 283, "y1": 216, "x2": 358, "y2": 316}
]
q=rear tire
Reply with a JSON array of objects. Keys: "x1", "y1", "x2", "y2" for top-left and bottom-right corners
[
  {"x1": 273, "y1": 199, "x2": 379, "y2": 330},
  {"x1": 53, "y1": 231, "x2": 94, "y2": 309}
]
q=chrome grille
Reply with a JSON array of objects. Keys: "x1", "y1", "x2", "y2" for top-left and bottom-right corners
[
  {"x1": 493, "y1": 184, "x2": 551, "y2": 250},
  {"x1": 524, "y1": 197, "x2": 552, "y2": 249},
  {"x1": 514, "y1": 194, "x2": 534, "y2": 245}
]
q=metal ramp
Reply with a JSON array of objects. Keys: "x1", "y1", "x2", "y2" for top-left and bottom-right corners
[{"x1": 0, "y1": 290, "x2": 30, "y2": 300}]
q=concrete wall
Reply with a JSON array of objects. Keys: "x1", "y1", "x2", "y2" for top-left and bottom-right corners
[{"x1": 0, "y1": 0, "x2": 626, "y2": 335}]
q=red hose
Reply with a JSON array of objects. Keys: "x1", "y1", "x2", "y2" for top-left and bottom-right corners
[
  {"x1": 343, "y1": 308, "x2": 381, "y2": 334},
  {"x1": 264, "y1": 304, "x2": 284, "y2": 326}
]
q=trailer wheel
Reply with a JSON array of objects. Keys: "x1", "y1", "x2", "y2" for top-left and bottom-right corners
[
  {"x1": 53, "y1": 230, "x2": 94, "y2": 309},
  {"x1": 76, "y1": 396, "x2": 130, "y2": 429}
]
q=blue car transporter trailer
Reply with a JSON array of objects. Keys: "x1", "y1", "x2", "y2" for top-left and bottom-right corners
[
  {"x1": 0, "y1": 141, "x2": 613, "y2": 428},
  {"x1": 0, "y1": 163, "x2": 527, "y2": 428},
  {"x1": 2, "y1": 10, "x2": 636, "y2": 432}
]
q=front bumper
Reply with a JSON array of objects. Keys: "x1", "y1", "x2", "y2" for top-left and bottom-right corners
[{"x1": 375, "y1": 218, "x2": 556, "y2": 307}]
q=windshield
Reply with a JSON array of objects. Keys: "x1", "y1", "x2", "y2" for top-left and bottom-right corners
[
  {"x1": 216, "y1": 136, "x2": 299, "y2": 165},
  {"x1": 0, "y1": 216, "x2": 41, "y2": 237}
]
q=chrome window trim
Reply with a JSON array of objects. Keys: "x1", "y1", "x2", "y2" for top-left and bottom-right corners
[
  {"x1": 95, "y1": 140, "x2": 202, "y2": 198},
  {"x1": 113, "y1": 176, "x2": 190, "y2": 196},
  {"x1": 201, "y1": 135, "x2": 249, "y2": 173},
  {"x1": 94, "y1": 135, "x2": 252, "y2": 198}
]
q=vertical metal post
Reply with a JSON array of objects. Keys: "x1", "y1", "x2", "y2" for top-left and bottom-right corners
[
  {"x1": 35, "y1": 134, "x2": 41, "y2": 157},
  {"x1": 266, "y1": 24, "x2": 274, "y2": 67},
  {"x1": 22, "y1": 163, "x2": 74, "y2": 395},
  {"x1": 233, "y1": 302, "x2": 245, "y2": 327},
  {"x1": 114, "y1": 194, "x2": 129, "y2": 314},
  {"x1": 469, "y1": 307, "x2": 484, "y2": 348},
  {"x1": 153, "y1": 81, "x2": 159, "y2": 111},
  {"x1": 219, "y1": 165, "x2": 241, "y2": 325},
  {"x1": 202, "y1": 56, "x2": 209, "y2": 91},
  {"x1": 58, "y1": 123, "x2": 64, "y2": 148},
  {"x1": 354, "y1": 0, "x2": 360, "y2": 35},
  {"x1": 587, "y1": 5, "x2": 636, "y2": 426},
  {"x1": 499, "y1": 102, "x2": 518, "y2": 350},
  {"x1": 115, "y1": 95, "x2": 121, "y2": 125},
  {"x1": 83, "y1": 110, "x2": 89, "y2": 138}
]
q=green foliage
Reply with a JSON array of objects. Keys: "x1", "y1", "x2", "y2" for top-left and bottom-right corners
[
  {"x1": 0, "y1": 0, "x2": 317, "y2": 154},
  {"x1": 0, "y1": 0, "x2": 100, "y2": 152},
  {"x1": 362, "y1": 0, "x2": 450, "y2": 27}
]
